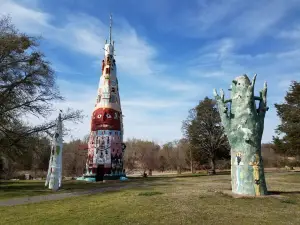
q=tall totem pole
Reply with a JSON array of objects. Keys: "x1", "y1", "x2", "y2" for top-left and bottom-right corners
[
  {"x1": 84, "y1": 14, "x2": 125, "y2": 181},
  {"x1": 45, "y1": 111, "x2": 63, "y2": 191},
  {"x1": 213, "y1": 74, "x2": 268, "y2": 196}
]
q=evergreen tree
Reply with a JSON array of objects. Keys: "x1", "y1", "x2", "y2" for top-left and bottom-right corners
[{"x1": 273, "y1": 81, "x2": 300, "y2": 156}]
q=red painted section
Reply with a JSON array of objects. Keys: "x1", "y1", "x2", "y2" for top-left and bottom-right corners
[{"x1": 91, "y1": 108, "x2": 121, "y2": 131}]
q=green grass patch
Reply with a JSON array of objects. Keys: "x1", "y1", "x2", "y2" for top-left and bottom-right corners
[
  {"x1": 0, "y1": 173, "x2": 205, "y2": 200},
  {"x1": 1, "y1": 172, "x2": 300, "y2": 225}
]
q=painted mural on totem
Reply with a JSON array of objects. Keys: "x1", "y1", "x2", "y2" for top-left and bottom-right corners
[{"x1": 83, "y1": 14, "x2": 125, "y2": 180}]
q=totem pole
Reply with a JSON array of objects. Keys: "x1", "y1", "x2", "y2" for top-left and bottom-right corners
[
  {"x1": 213, "y1": 74, "x2": 268, "y2": 196},
  {"x1": 82, "y1": 14, "x2": 125, "y2": 182},
  {"x1": 45, "y1": 111, "x2": 63, "y2": 191}
]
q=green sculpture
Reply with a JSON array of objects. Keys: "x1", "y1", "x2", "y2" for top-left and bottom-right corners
[{"x1": 213, "y1": 74, "x2": 268, "y2": 196}]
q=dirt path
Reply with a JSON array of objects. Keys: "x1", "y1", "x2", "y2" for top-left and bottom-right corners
[{"x1": 0, "y1": 183, "x2": 146, "y2": 207}]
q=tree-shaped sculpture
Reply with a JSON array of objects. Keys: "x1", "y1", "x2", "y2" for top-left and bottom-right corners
[{"x1": 213, "y1": 74, "x2": 268, "y2": 196}]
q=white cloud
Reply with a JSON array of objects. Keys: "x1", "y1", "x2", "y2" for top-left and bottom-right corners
[
  {"x1": 0, "y1": 0, "x2": 52, "y2": 34},
  {"x1": 278, "y1": 25, "x2": 300, "y2": 39},
  {"x1": 52, "y1": 79, "x2": 191, "y2": 142},
  {"x1": 0, "y1": 0, "x2": 198, "y2": 143},
  {"x1": 2, "y1": 0, "x2": 299, "y2": 145},
  {"x1": 0, "y1": 1, "x2": 196, "y2": 94},
  {"x1": 170, "y1": 0, "x2": 300, "y2": 47},
  {"x1": 186, "y1": 36, "x2": 300, "y2": 143},
  {"x1": 229, "y1": 0, "x2": 294, "y2": 40}
]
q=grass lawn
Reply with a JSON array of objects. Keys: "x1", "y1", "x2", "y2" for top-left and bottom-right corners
[
  {"x1": 0, "y1": 179, "x2": 137, "y2": 200},
  {"x1": 1, "y1": 171, "x2": 300, "y2": 225},
  {"x1": 0, "y1": 172, "x2": 206, "y2": 200}
]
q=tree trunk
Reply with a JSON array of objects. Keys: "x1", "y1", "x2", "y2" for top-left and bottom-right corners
[
  {"x1": 190, "y1": 148, "x2": 194, "y2": 173},
  {"x1": 209, "y1": 158, "x2": 216, "y2": 175},
  {"x1": 177, "y1": 166, "x2": 181, "y2": 174},
  {"x1": 148, "y1": 169, "x2": 152, "y2": 176}
]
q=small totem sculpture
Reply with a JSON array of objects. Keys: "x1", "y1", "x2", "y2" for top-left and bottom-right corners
[{"x1": 213, "y1": 74, "x2": 268, "y2": 196}]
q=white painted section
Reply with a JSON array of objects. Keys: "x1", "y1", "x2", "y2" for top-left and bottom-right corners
[
  {"x1": 47, "y1": 113, "x2": 63, "y2": 191},
  {"x1": 104, "y1": 44, "x2": 114, "y2": 57}
]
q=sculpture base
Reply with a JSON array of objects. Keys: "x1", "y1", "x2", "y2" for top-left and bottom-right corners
[
  {"x1": 220, "y1": 190, "x2": 284, "y2": 199},
  {"x1": 77, "y1": 173, "x2": 127, "y2": 182}
]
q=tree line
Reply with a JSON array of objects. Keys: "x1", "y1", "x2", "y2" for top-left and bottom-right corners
[{"x1": 1, "y1": 15, "x2": 299, "y2": 179}]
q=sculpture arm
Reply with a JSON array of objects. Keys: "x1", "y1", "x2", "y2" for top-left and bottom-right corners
[
  {"x1": 258, "y1": 82, "x2": 268, "y2": 117},
  {"x1": 246, "y1": 74, "x2": 257, "y2": 100},
  {"x1": 250, "y1": 74, "x2": 257, "y2": 91},
  {"x1": 213, "y1": 88, "x2": 231, "y2": 133}
]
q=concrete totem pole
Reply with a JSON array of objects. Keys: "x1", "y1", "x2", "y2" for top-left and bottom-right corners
[
  {"x1": 45, "y1": 111, "x2": 63, "y2": 191},
  {"x1": 83, "y1": 14, "x2": 125, "y2": 182},
  {"x1": 213, "y1": 74, "x2": 268, "y2": 196}
]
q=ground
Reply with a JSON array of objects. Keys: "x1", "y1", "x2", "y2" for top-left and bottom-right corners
[{"x1": 1, "y1": 171, "x2": 300, "y2": 225}]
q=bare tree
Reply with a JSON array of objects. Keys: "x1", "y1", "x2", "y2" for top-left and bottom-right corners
[
  {"x1": 173, "y1": 139, "x2": 189, "y2": 174},
  {"x1": 161, "y1": 140, "x2": 188, "y2": 174},
  {"x1": 62, "y1": 139, "x2": 86, "y2": 177},
  {"x1": 123, "y1": 138, "x2": 139, "y2": 173},
  {"x1": 124, "y1": 139, "x2": 160, "y2": 175},
  {"x1": 0, "y1": 16, "x2": 83, "y2": 160}
]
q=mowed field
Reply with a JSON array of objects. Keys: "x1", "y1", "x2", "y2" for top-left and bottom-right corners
[{"x1": 1, "y1": 171, "x2": 300, "y2": 225}]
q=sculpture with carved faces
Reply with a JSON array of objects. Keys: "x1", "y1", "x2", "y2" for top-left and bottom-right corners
[{"x1": 91, "y1": 108, "x2": 121, "y2": 131}]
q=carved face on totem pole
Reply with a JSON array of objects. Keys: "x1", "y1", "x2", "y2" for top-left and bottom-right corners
[{"x1": 91, "y1": 108, "x2": 121, "y2": 131}]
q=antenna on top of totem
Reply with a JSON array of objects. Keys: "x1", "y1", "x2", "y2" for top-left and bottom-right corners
[
  {"x1": 109, "y1": 13, "x2": 113, "y2": 44},
  {"x1": 104, "y1": 13, "x2": 115, "y2": 57}
]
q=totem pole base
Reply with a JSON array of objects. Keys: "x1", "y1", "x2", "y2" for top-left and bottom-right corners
[{"x1": 79, "y1": 173, "x2": 127, "y2": 182}]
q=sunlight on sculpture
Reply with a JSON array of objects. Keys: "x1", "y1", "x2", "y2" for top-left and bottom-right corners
[{"x1": 213, "y1": 74, "x2": 268, "y2": 196}]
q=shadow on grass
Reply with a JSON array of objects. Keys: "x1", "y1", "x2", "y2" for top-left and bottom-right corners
[
  {"x1": 268, "y1": 191, "x2": 300, "y2": 195},
  {"x1": 128, "y1": 171, "x2": 228, "y2": 181},
  {"x1": 0, "y1": 172, "x2": 230, "y2": 200},
  {"x1": 0, "y1": 183, "x2": 49, "y2": 192},
  {"x1": 138, "y1": 191, "x2": 163, "y2": 196},
  {"x1": 280, "y1": 199, "x2": 297, "y2": 204},
  {"x1": 0, "y1": 180, "x2": 120, "y2": 196},
  {"x1": 1, "y1": 172, "x2": 227, "y2": 191}
]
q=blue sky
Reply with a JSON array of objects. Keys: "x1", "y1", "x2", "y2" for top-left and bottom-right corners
[{"x1": 1, "y1": 0, "x2": 300, "y2": 144}]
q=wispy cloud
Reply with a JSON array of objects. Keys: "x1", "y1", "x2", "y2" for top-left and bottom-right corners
[
  {"x1": 1, "y1": 1, "x2": 198, "y2": 94},
  {"x1": 278, "y1": 25, "x2": 300, "y2": 40},
  {"x1": 1, "y1": 0, "x2": 299, "y2": 144},
  {"x1": 52, "y1": 79, "x2": 190, "y2": 143},
  {"x1": 170, "y1": 0, "x2": 300, "y2": 42},
  {"x1": 0, "y1": 0, "x2": 51, "y2": 32}
]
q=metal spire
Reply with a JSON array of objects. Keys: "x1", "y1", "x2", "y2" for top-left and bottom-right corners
[{"x1": 109, "y1": 13, "x2": 112, "y2": 44}]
